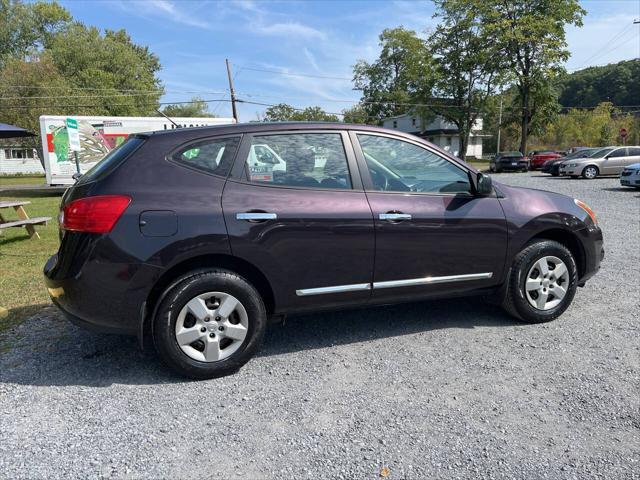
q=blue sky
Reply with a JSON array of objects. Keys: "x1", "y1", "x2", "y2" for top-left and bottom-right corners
[{"x1": 59, "y1": 0, "x2": 640, "y2": 121}]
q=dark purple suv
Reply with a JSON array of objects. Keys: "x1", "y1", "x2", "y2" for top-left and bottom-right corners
[{"x1": 44, "y1": 123, "x2": 603, "y2": 379}]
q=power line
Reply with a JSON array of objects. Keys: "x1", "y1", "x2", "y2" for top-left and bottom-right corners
[
  {"x1": 0, "y1": 98, "x2": 233, "y2": 110},
  {"x1": 1, "y1": 85, "x2": 227, "y2": 95},
  {"x1": 0, "y1": 92, "x2": 170, "y2": 100},
  {"x1": 576, "y1": 22, "x2": 636, "y2": 69}
]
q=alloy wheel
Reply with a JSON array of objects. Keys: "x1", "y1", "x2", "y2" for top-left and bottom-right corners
[
  {"x1": 524, "y1": 256, "x2": 570, "y2": 311},
  {"x1": 174, "y1": 292, "x2": 249, "y2": 362}
]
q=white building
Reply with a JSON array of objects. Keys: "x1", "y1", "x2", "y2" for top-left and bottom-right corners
[
  {"x1": 382, "y1": 113, "x2": 486, "y2": 158},
  {"x1": 0, "y1": 146, "x2": 43, "y2": 175}
]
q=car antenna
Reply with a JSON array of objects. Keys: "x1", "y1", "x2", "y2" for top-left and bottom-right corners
[{"x1": 156, "y1": 109, "x2": 180, "y2": 128}]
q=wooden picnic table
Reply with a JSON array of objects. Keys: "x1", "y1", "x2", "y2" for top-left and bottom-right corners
[{"x1": 0, "y1": 200, "x2": 51, "y2": 239}]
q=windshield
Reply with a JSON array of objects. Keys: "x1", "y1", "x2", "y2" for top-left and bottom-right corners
[{"x1": 589, "y1": 147, "x2": 614, "y2": 158}]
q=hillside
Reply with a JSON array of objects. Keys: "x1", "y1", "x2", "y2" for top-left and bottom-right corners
[{"x1": 560, "y1": 59, "x2": 640, "y2": 108}]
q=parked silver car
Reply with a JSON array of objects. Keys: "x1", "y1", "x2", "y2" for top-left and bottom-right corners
[
  {"x1": 560, "y1": 146, "x2": 640, "y2": 179},
  {"x1": 620, "y1": 162, "x2": 640, "y2": 188}
]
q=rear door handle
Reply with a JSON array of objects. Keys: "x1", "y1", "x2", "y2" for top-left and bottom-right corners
[
  {"x1": 379, "y1": 212, "x2": 412, "y2": 221},
  {"x1": 236, "y1": 212, "x2": 277, "y2": 222}
]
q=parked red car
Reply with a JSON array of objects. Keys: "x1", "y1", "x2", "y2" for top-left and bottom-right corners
[{"x1": 529, "y1": 151, "x2": 563, "y2": 170}]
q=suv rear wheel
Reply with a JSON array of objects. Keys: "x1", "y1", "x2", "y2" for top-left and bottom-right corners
[
  {"x1": 502, "y1": 240, "x2": 578, "y2": 323},
  {"x1": 153, "y1": 269, "x2": 267, "y2": 379}
]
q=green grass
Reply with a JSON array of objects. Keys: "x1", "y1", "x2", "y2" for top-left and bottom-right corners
[
  {"x1": 0, "y1": 175, "x2": 46, "y2": 187},
  {"x1": 465, "y1": 160, "x2": 490, "y2": 172},
  {"x1": 0, "y1": 192, "x2": 61, "y2": 333}
]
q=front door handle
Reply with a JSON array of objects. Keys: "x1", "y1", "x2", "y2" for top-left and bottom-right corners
[
  {"x1": 379, "y1": 212, "x2": 412, "y2": 221},
  {"x1": 236, "y1": 212, "x2": 277, "y2": 222}
]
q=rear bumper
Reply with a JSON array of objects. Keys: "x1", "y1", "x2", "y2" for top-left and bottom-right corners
[
  {"x1": 44, "y1": 252, "x2": 161, "y2": 336},
  {"x1": 496, "y1": 162, "x2": 528, "y2": 171}
]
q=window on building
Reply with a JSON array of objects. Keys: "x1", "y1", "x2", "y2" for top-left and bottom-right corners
[
  {"x1": 392, "y1": 120, "x2": 397, "y2": 128},
  {"x1": 4, "y1": 148, "x2": 34, "y2": 159},
  {"x1": 446, "y1": 137, "x2": 452, "y2": 147},
  {"x1": 412, "y1": 118, "x2": 416, "y2": 127}
]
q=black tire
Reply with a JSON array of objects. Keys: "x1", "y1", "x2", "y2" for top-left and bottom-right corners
[
  {"x1": 502, "y1": 240, "x2": 578, "y2": 323},
  {"x1": 582, "y1": 165, "x2": 599, "y2": 179},
  {"x1": 153, "y1": 269, "x2": 267, "y2": 380},
  {"x1": 551, "y1": 171, "x2": 559, "y2": 177}
]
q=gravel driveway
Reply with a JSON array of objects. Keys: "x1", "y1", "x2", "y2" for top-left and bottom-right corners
[{"x1": 1, "y1": 173, "x2": 638, "y2": 479}]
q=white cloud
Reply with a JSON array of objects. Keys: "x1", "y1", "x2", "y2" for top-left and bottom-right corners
[
  {"x1": 255, "y1": 22, "x2": 327, "y2": 40},
  {"x1": 113, "y1": 0, "x2": 212, "y2": 29},
  {"x1": 303, "y1": 48, "x2": 320, "y2": 71},
  {"x1": 566, "y1": 13, "x2": 639, "y2": 70}
]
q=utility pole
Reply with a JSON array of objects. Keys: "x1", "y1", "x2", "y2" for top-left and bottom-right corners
[
  {"x1": 226, "y1": 59, "x2": 239, "y2": 123},
  {"x1": 496, "y1": 96, "x2": 503, "y2": 155}
]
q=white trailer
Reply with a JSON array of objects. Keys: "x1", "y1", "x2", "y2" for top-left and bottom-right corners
[{"x1": 39, "y1": 115, "x2": 235, "y2": 185}]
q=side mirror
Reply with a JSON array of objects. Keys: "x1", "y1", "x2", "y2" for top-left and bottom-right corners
[
  {"x1": 72, "y1": 172, "x2": 82, "y2": 182},
  {"x1": 474, "y1": 172, "x2": 493, "y2": 195}
]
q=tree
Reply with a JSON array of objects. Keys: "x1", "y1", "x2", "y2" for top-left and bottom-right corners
[
  {"x1": 353, "y1": 27, "x2": 435, "y2": 122},
  {"x1": 163, "y1": 97, "x2": 214, "y2": 117},
  {"x1": 262, "y1": 103, "x2": 339, "y2": 122},
  {"x1": 525, "y1": 102, "x2": 635, "y2": 150},
  {"x1": 0, "y1": 54, "x2": 82, "y2": 133},
  {"x1": 0, "y1": 0, "x2": 71, "y2": 68},
  {"x1": 46, "y1": 24, "x2": 163, "y2": 116},
  {"x1": 341, "y1": 103, "x2": 372, "y2": 124},
  {"x1": 559, "y1": 59, "x2": 640, "y2": 108},
  {"x1": 427, "y1": 0, "x2": 505, "y2": 160},
  {"x1": 481, "y1": 0, "x2": 585, "y2": 154}
]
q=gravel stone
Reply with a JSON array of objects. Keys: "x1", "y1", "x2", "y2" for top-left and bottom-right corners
[{"x1": 1, "y1": 173, "x2": 638, "y2": 479}]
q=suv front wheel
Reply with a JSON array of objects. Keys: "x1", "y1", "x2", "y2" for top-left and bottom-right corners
[
  {"x1": 502, "y1": 240, "x2": 578, "y2": 323},
  {"x1": 153, "y1": 269, "x2": 267, "y2": 379}
]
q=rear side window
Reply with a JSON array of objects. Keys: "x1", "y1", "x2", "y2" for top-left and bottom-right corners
[
  {"x1": 627, "y1": 147, "x2": 640, "y2": 156},
  {"x1": 77, "y1": 137, "x2": 145, "y2": 185},
  {"x1": 172, "y1": 136, "x2": 240, "y2": 176},
  {"x1": 243, "y1": 133, "x2": 352, "y2": 190}
]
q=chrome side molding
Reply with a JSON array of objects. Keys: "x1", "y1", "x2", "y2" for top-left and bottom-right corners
[
  {"x1": 295, "y1": 283, "x2": 371, "y2": 297},
  {"x1": 295, "y1": 273, "x2": 492, "y2": 296},
  {"x1": 373, "y1": 272, "x2": 493, "y2": 290}
]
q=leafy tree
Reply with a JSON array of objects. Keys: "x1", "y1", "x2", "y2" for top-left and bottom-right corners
[
  {"x1": 481, "y1": 0, "x2": 585, "y2": 154},
  {"x1": 0, "y1": 0, "x2": 71, "y2": 68},
  {"x1": 528, "y1": 102, "x2": 635, "y2": 149},
  {"x1": 559, "y1": 59, "x2": 640, "y2": 108},
  {"x1": 0, "y1": 54, "x2": 87, "y2": 132},
  {"x1": 262, "y1": 103, "x2": 339, "y2": 122},
  {"x1": 341, "y1": 103, "x2": 373, "y2": 124},
  {"x1": 46, "y1": 24, "x2": 163, "y2": 116},
  {"x1": 353, "y1": 27, "x2": 435, "y2": 122},
  {"x1": 427, "y1": 0, "x2": 505, "y2": 160},
  {"x1": 163, "y1": 97, "x2": 215, "y2": 117}
]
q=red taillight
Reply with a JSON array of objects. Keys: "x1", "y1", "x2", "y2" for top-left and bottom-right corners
[{"x1": 61, "y1": 195, "x2": 131, "y2": 233}]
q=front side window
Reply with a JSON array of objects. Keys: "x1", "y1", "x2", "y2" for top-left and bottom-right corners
[
  {"x1": 608, "y1": 148, "x2": 627, "y2": 158},
  {"x1": 172, "y1": 136, "x2": 240, "y2": 176},
  {"x1": 357, "y1": 134, "x2": 471, "y2": 194},
  {"x1": 244, "y1": 133, "x2": 352, "y2": 190}
]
